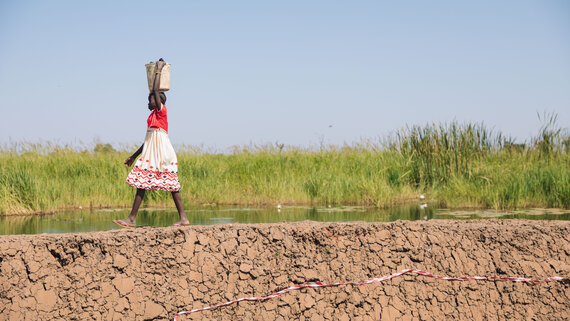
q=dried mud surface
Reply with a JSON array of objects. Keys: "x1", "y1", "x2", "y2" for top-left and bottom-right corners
[{"x1": 0, "y1": 220, "x2": 569, "y2": 321}]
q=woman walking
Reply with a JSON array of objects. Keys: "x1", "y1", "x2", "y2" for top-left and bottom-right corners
[{"x1": 113, "y1": 58, "x2": 189, "y2": 228}]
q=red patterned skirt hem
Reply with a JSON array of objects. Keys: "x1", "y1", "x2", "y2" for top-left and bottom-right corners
[{"x1": 126, "y1": 167, "x2": 181, "y2": 192}]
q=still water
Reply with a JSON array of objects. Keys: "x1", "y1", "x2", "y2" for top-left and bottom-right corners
[{"x1": 1, "y1": 205, "x2": 569, "y2": 235}]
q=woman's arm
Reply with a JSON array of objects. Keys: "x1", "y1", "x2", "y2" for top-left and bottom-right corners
[
  {"x1": 124, "y1": 144, "x2": 144, "y2": 167},
  {"x1": 151, "y1": 58, "x2": 166, "y2": 111}
]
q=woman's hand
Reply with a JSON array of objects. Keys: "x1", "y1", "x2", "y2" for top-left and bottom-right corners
[
  {"x1": 156, "y1": 59, "x2": 166, "y2": 71},
  {"x1": 124, "y1": 157, "x2": 135, "y2": 167}
]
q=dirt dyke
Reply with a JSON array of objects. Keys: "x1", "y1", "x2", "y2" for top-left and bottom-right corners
[{"x1": 0, "y1": 220, "x2": 569, "y2": 321}]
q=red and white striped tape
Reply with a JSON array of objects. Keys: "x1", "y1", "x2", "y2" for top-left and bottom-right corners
[{"x1": 173, "y1": 268, "x2": 567, "y2": 320}]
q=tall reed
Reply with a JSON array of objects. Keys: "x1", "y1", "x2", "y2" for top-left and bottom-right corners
[
  {"x1": 1, "y1": 118, "x2": 568, "y2": 215},
  {"x1": 393, "y1": 121, "x2": 498, "y2": 186}
]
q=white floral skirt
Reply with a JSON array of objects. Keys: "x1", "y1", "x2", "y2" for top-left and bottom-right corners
[{"x1": 126, "y1": 128, "x2": 181, "y2": 191}]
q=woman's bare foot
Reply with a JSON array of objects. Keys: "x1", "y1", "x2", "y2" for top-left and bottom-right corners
[
  {"x1": 172, "y1": 219, "x2": 190, "y2": 227},
  {"x1": 112, "y1": 218, "x2": 136, "y2": 228}
]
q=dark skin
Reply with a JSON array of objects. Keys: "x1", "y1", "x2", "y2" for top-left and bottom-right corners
[
  {"x1": 120, "y1": 59, "x2": 189, "y2": 227},
  {"x1": 124, "y1": 60, "x2": 166, "y2": 166}
]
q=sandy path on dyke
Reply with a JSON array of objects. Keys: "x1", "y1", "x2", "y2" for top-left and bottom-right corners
[{"x1": 0, "y1": 219, "x2": 569, "y2": 320}]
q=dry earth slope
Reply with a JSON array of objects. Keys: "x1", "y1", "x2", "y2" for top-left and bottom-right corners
[{"x1": 0, "y1": 220, "x2": 569, "y2": 320}]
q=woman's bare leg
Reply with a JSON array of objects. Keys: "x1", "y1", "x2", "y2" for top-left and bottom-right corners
[
  {"x1": 122, "y1": 188, "x2": 146, "y2": 225},
  {"x1": 171, "y1": 191, "x2": 189, "y2": 225}
]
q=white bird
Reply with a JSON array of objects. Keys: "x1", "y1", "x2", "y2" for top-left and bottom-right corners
[
  {"x1": 419, "y1": 195, "x2": 425, "y2": 200},
  {"x1": 277, "y1": 204, "x2": 281, "y2": 210}
]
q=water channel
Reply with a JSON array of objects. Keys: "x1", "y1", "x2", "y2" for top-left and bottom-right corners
[{"x1": 1, "y1": 205, "x2": 568, "y2": 235}]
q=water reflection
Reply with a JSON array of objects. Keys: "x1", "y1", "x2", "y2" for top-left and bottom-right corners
[{"x1": 0, "y1": 205, "x2": 568, "y2": 235}]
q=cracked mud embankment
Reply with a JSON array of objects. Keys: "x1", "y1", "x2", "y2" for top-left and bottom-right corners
[{"x1": 0, "y1": 220, "x2": 569, "y2": 320}]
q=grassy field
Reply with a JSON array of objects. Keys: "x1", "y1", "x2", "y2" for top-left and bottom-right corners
[{"x1": 1, "y1": 118, "x2": 568, "y2": 215}]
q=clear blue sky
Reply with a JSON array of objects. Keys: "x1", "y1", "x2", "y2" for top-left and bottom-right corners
[{"x1": 1, "y1": 0, "x2": 569, "y2": 150}]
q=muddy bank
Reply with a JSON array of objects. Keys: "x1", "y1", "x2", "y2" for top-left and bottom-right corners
[{"x1": 0, "y1": 220, "x2": 569, "y2": 320}]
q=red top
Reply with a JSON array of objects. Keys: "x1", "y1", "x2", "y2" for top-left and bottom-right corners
[{"x1": 147, "y1": 104, "x2": 168, "y2": 132}]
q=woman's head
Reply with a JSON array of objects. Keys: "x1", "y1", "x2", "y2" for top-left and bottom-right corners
[{"x1": 148, "y1": 92, "x2": 167, "y2": 110}]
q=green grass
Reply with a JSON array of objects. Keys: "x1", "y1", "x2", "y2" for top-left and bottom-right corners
[{"x1": 1, "y1": 119, "x2": 568, "y2": 215}]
